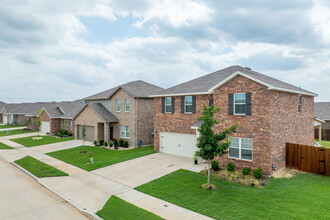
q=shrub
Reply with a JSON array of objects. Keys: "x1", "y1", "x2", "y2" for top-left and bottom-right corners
[
  {"x1": 109, "y1": 142, "x2": 113, "y2": 147},
  {"x1": 254, "y1": 168, "x2": 263, "y2": 179},
  {"x1": 123, "y1": 140, "x2": 129, "y2": 148},
  {"x1": 242, "y1": 167, "x2": 251, "y2": 176},
  {"x1": 104, "y1": 142, "x2": 108, "y2": 147},
  {"x1": 94, "y1": 140, "x2": 98, "y2": 146},
  {"x1": 211, "y1": 160, "x2": 220, "y2": 171},
  {"x1": 99, "y1": 139, "x2": 104, "y2": 146},
  {"x1": 118, "y1": 139, "x2": 124, "y2": 147},
  {"x1": 227, "y1": 162, "x2": 235, "y2": 172},
  {"x1": 67, "y1": 132, "x2": 73, "y2": 136},
  {"x1": 113, "y1": 140, "x2": 118, "y2": 147}
]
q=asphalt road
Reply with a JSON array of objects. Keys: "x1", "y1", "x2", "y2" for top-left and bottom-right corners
[{"x1": 0, "y1": 157, "x2": 89, "y2": 220}]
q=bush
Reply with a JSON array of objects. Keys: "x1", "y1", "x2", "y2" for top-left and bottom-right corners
[
  {"x1": 227, "y1": 162, "x2": 235, "y2": 172},
  {"x1": 59, "y1": 129, "x2": 69, "y2": 136},
  {"x1": 109, "y1": 142, "x2": 113, "y2": 147},
  {"x1": 242, "y1": 167, "x2": 251, "y2": 176},
  {"x1": 99, "y1": 139, "x2": 104, "y2": 146},
  {"x1": 118, "y1": 139, "x2": 124, "y2": 147},
  {"x1": 104, "y1": 142, "x2": 108, "y2": 147},
  {"x1": 211, "y1": 160, "x2": 220, "y2": 171},
  {"x1": 113, "y1": 140, "x2": 118, "y2": 147},
  {"x1": 67, "y1": 132, "x2": 73, "y2": 136},
  {"x1": 123, "y1": 140, "x2": 129, "y2": 148},
  {"x1": 254, "y1": 168, "x2": 263, "y2": 179},
  {"x1": 94, "y1": 140, "x2": 98, "y2": 146}
]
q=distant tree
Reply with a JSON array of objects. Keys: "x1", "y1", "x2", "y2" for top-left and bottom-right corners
[
  {"x1": 195, "y1": 105, "x2": 237, "y2": 188},
  {"x1": 36, "y1": 109, "x2": 43, "y2": 136}
]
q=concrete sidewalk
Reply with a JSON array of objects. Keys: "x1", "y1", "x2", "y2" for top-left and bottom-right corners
[{"x1": 0, "y1": 126, "x2": 27, "y2": 131}]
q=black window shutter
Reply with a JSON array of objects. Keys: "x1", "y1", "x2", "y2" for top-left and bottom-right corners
[
  {"x1": 192, "y1": 96, "x2": 196, "y2": 113},
  {"x1": 161, "y1": 97, "x2": 165, "y2": 113},
  {"x1": 171, "y1": 97, "x2": 175, "y2": 113},
  {"x1": 228, "y1": 94, "x2": 233, "y2": 115},
  {"x1": 209, "y1": 98, "x2": 213, "y2": 107},
  {"x1": 246, "y1": 92, "x2": 251, "y2": 115},
  {"x1": 181, "y1": 96, "x2": 184, "y2": 113}
]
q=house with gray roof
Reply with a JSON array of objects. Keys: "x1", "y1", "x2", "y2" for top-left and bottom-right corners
[
  {"x1": 74, "y1": 80, "x2": 163, "y2": 146},
  {"x1": 0, "y1": 101, "x2": 6, "y2": 124},
  {"x1": 151, "y1": 65, "x2": 317, "y2": 175},
  {"x1": 314, "y1": 102, "x2": 330, "y2": 141}
]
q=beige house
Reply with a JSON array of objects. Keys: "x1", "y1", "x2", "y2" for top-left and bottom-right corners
[{"x1": 74, "y1": 80, "x2": 163, "y2": 146}]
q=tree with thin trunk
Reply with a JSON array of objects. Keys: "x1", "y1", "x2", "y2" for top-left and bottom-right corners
[
  {"x1": 82, "y1": 125, "x2": 86, "y2": 147},
  {"x1": 36, "y1": 109, "x2": 42, "y2": 136},
  {"x1": 195, "y1": 105, "x2": 237, "y2": 188}
]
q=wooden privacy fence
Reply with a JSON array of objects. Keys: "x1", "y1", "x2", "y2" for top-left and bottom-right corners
[{"x1": 286, "y1": 143, "x2": 330, "y2": 177}]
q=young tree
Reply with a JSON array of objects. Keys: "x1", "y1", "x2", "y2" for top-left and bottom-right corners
[
  {"x1": 195, "y1": 105, "x2": 237, "y2": 188},
  {"x1": 36, "y1": 109, "x2": 43, "y2": 136},
  {"x1": 82, "y1": 125, "x2": 86, "y2": 146}
]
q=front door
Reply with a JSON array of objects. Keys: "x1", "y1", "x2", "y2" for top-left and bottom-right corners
[{"x1": 109, "y1": 126, "x2": 113, "y2": 140}]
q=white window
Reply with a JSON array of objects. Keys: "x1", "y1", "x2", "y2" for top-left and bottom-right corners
[
  {"x1": 65, "y1": 121, "x2": 69, "y2": 130},
  {"x1": 120, "y1": 125, "x2": 130, "y2": 138},
  {"x1": 234, "y1": 93, "x2": 246, "y2": 115},
  {"x1": 165, "y1": 97, "x2": 172, "y2": 113},
  {"x1": 185, "y1": 96, "x2": 193, "y2": 113},
  {"x1": 298, "y1": 95, "x2": 302, "y2": 112},
  {"x1": 229, "y1": 137, "x2": 253, "y2": 161},
  {"x1": 70, "y1": 121, "x2": 72, "y2": 130},
  {"x1": 116, "y1": 99, "x2": 120, "y2": 112},
  {"x1": 125, "y1": 99, "x2": 130, "y2": 112}
]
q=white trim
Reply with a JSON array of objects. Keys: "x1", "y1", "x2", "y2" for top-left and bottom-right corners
[
  {"x1": 120, "y1": 125, "x2": 130, "y2": 139},
  {"x1": 234, "y1": 93, "x2": 246, "y2": 115},
  {"x1": 314, "y1": 118, "x2": 325, "y2": 123},
  {"x1": 150, "y1": 91, "x2": 210, "y2": 98},
  {"x1": 185, "y1": 96, "x2": 193, "y2": 113},
  {"x1": 165, "y1": 97, "x2": 172, "y2": 113},
  {"x1": 57, "y1": 105, "x2": 66, "y2": 115},
  {"x1": 228, "y1": 137, "x2": 253, "y2": 161}
]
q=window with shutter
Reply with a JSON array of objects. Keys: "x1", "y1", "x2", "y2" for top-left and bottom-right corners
[
  {"x1": 161, "y1": 97, "x2": 165, "y2": 113},
  {"x1": 246, "y1": 92, "x2": 251, "y2": 115},
  {"x1": 185, "y1": 96, "x2": 193, "y2": 113},
  {"x1": 181, "y1": 96, "x2": 184, "y2": 113},
  {"x1": 234, "y1": 93, "x2": 246, "y2": 115},
  {"x1": 171, "y1": 97, "x2": 175, "y2": 113},
  {"x1": 192, "y1": 96, "x2": 196, "y2": 113},
  {"x1": 165, "y1": 97, "x2": 172, "y2": 113},
  {"x1": 209, "y1": 98, "x2": 213, "y2": 107}
]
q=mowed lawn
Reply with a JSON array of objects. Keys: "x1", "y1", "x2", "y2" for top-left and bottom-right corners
[
  {"x1": 321, "y1": 141, "x2": 330, "y2": 148},
  {"x1": 0, "y1": 125, "x2": 26, "y2": 129},
  {"x1": 97, "y1": 196, "x2": 163, "y2": 220},
  {"x1": 0, "y1": 129, "x2": 36, "y2": 136},
  {"x1": 0, "y1": 142, "x2": 13, "y2": 149},
  {"x1": 15, "y1": 156, "x2": 68, "y2": 178},
  {"x1": 47, "y1": 146, "x2": 155, "y2": 171},
  {"x1": 11, "y1": 135, "x2": 74, "y2": 147},
  {"x1": 136, "y1": 169, "x2": 330, "y2": 220}
]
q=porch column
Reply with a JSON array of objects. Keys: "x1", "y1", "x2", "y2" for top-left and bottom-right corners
[
  {"x1": 104, "y1": 122, "x2": 109, "y2": 142},
  {"x1": 319, "y1": 123, "x2": 322, "y2": 143}
]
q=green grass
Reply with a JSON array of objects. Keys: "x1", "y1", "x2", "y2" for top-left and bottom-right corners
[
  {"x1": 0, "y1": 142, "x2": 13, "y2": 149},
  {"x1": 136, "y1": 169, "x2": 330, "y2": 220},
  {"x1": 11, "y1": 135, "x2": 74, "y2": 147},
  {"x1": 0, "y1": 124, "x2": 26, "y2": 129},
  {"x1": 15, "y1": 156, "x2": 68, "y2": 178},
  {"x1": 96, "y1": 196, "x2": 163, "y2": 220},
  {"x1": 0, "y1": 129, "x2": 36, "y2": 136},
  {"x1": 47, "y1": 146, "x2": 155, "y2": 171},
  {"x1": 321, "y1": 141, "x2": 330, "y2": 148}
]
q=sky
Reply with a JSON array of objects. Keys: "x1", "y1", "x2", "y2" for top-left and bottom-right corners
[{"x1": 1, "y1": 0, "x2": 330, "y2": 103}]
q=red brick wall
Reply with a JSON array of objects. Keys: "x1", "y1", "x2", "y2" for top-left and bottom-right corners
[
  {"x1": 269, "y1": 92, "x2": 314, "y2": 170},
  {"x1": 27, "y1": 116, "x2": 39, "y2": 130},
  {"x1": 63, "y1": 119, "x2": 75, "y2": 134},
  {"x1": 137, "y1": 98, "x2": 155, "y2": 145}
]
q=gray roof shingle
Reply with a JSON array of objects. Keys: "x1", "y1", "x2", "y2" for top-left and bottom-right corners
[
  {"x1": 88, "y1": 103, "x2": 119, "y2": 122},
  {"x1": 84, "y1": 80, "x2": 163, "y2": 100},
  {"x1": 152, "y1": 65, "x2": 317, "y2": 97},
  {"x1": 314, "y1": 102, "x2": 330, "y2": 120}
]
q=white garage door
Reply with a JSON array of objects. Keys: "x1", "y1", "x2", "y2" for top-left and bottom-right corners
[
  {"x1": 160, "y1": 132, "x2": 198, "y2": 158},
  {"x1": 40, "y1": 121, "x2": 50, "y2": 133}
]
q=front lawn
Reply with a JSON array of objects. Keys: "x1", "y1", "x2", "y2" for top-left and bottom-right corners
[
  {"x1": 0, "y1": 124, "x2": 26, "y2": 129},
  {"x1": 321, "y1": 141, "x2": 330, "y2": 148},
  {"x1": 11, "y1": 135, "x2": 74, "y2": 147},
  {"x1": 136, "y1": 169, "x2": 330, "y2": 219},
  {"x1": 15, "y1": 156, "x2": 68, "y2": 178},
  {"x1": 47, "y1": 146, "x2": 155, "y2": 171},
  {"x1": 0, "y1": 129, "x2": 36, "y2": 136},
  {"x1": 97, "y1": 196, "x2": 163, "y2": 220},
  {"x1": 0, "y1": 142, "x2": 13, "y2": 149}
]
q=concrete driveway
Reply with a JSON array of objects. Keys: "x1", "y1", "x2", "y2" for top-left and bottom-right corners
[{"x1": 0, "y1": 157, "x2": 89, "y2": 220}]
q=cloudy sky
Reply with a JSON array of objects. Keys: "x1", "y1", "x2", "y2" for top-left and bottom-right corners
[{"x1": 1, "y1": 0, "x2": 330, "y2": 103}]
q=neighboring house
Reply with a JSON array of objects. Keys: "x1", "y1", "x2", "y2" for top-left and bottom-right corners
[
  {"x1": 314, "y1": 102, "x2": 330, "y2": 141},
  {"x1": 26, "y1": 100, "x2": 85, "y2": 134},
  {"x1": 74, "y1": 80, "x2": 163, "y2": 146},
  {"x1": 1, "y1": 103, "x2": 44, "y2": 125},
  {"x1": 0, "y1": 101, "x2": 6, "y2": 123},
  {"x1": 151, "y1": 65, "x2": 317, "y2": 175}
]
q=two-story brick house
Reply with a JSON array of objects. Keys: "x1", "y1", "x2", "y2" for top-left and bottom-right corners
[
  {"x1": 151, "y1": 65, "x2": 317, "y2": 175},
  {"x1": 74, "y1": 80, "x2": 163, "y2": 146}
]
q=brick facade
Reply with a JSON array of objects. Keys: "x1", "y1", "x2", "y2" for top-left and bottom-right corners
[
  {"x1": 137, "y1": 98, "x2": 155, "y2": 145},
  {"x1": 153, "y1": 75, "x2": 315, "y2": 175},
  {"x1": 62, "y1": 119, "x2": 75, "y2": 135}
]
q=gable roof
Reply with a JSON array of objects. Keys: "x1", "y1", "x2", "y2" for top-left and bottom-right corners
[
  {"x1": 314, "y1": 102, "x2": 330, "y2": 121},
  {"x1": 84, "y1": 80, "x2": 163, "y2": 100},
  {"x1": 74, "y1": 103, "x2": 118, "y2": 123},
  {"x1": 151, "y1": 65, "x2": 317, "y2": 97}
]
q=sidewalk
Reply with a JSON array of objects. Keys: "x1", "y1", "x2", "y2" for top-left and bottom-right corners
[{"x1": 0, "y1": 126, "x2": 27, "y2": 131}]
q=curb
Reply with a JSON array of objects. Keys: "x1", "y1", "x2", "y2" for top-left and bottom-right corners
[{"x1": 5, "y1": 156, "x2": 102, "y2": 220}]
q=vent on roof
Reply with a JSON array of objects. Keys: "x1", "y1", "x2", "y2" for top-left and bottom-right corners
[{"x1": 245, "y1": 67, "x2": 251, "y2": 70}]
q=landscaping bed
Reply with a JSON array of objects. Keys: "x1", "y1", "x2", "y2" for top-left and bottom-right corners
[
  {"x1": 0, "y1": 129, "x2": 36, "y2": 136},
  {"x1": 11, "y1": 135, "x2": 74, "y2": 147},
  {"x1": 97, "y1": 196, "x2": 163, "y2": 220},
  {"x1": 47, "y1": 145, "x2": 155, "y2": 171},
  {"x1": 15, "y1": 156, "x2": 68, "y2": 178},
  {"x1": 0, "y1": 142, "x2": 13, "y2": 149},
  {"x1": 136, "y1": 169, "x2": 330, "y2": 220}
]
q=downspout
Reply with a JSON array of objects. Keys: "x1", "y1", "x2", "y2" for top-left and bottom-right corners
[{"x1": 135, "y1": 97, "x2": 138, "y2": 147}]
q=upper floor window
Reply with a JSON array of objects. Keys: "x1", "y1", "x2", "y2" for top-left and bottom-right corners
[
  {"x1": 70, "y1": 121, "x2": 72, "y2": 130},
  {"x1": 234, "y1": 93, "x2": 246, "y2": 115},
  {"x1": 229, "y1": 137, "x2": 253, "y2": 161},
  {"x1": 120, "y1": 125, "x2": 130, "y2": 138},
  {"x1": 298, "y1": 95, "x2": 302, "y2": 112},
  {"x1": 165, "y1": 97, "x2": 172, "y2": 113},
  {"x1": 116, "y1": 99, "x2": 120, "y2": 112},
  {"x1": 185, "y1": 96, "x2": 193, "y2": 113},
  {"x1": 125, "y1": 99, "x2": 130, "y2": 112}
]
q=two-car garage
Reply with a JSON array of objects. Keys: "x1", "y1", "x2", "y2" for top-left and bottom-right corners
[{"x1": 159, "y1": 132, "x2": 198, "y2": 158}]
